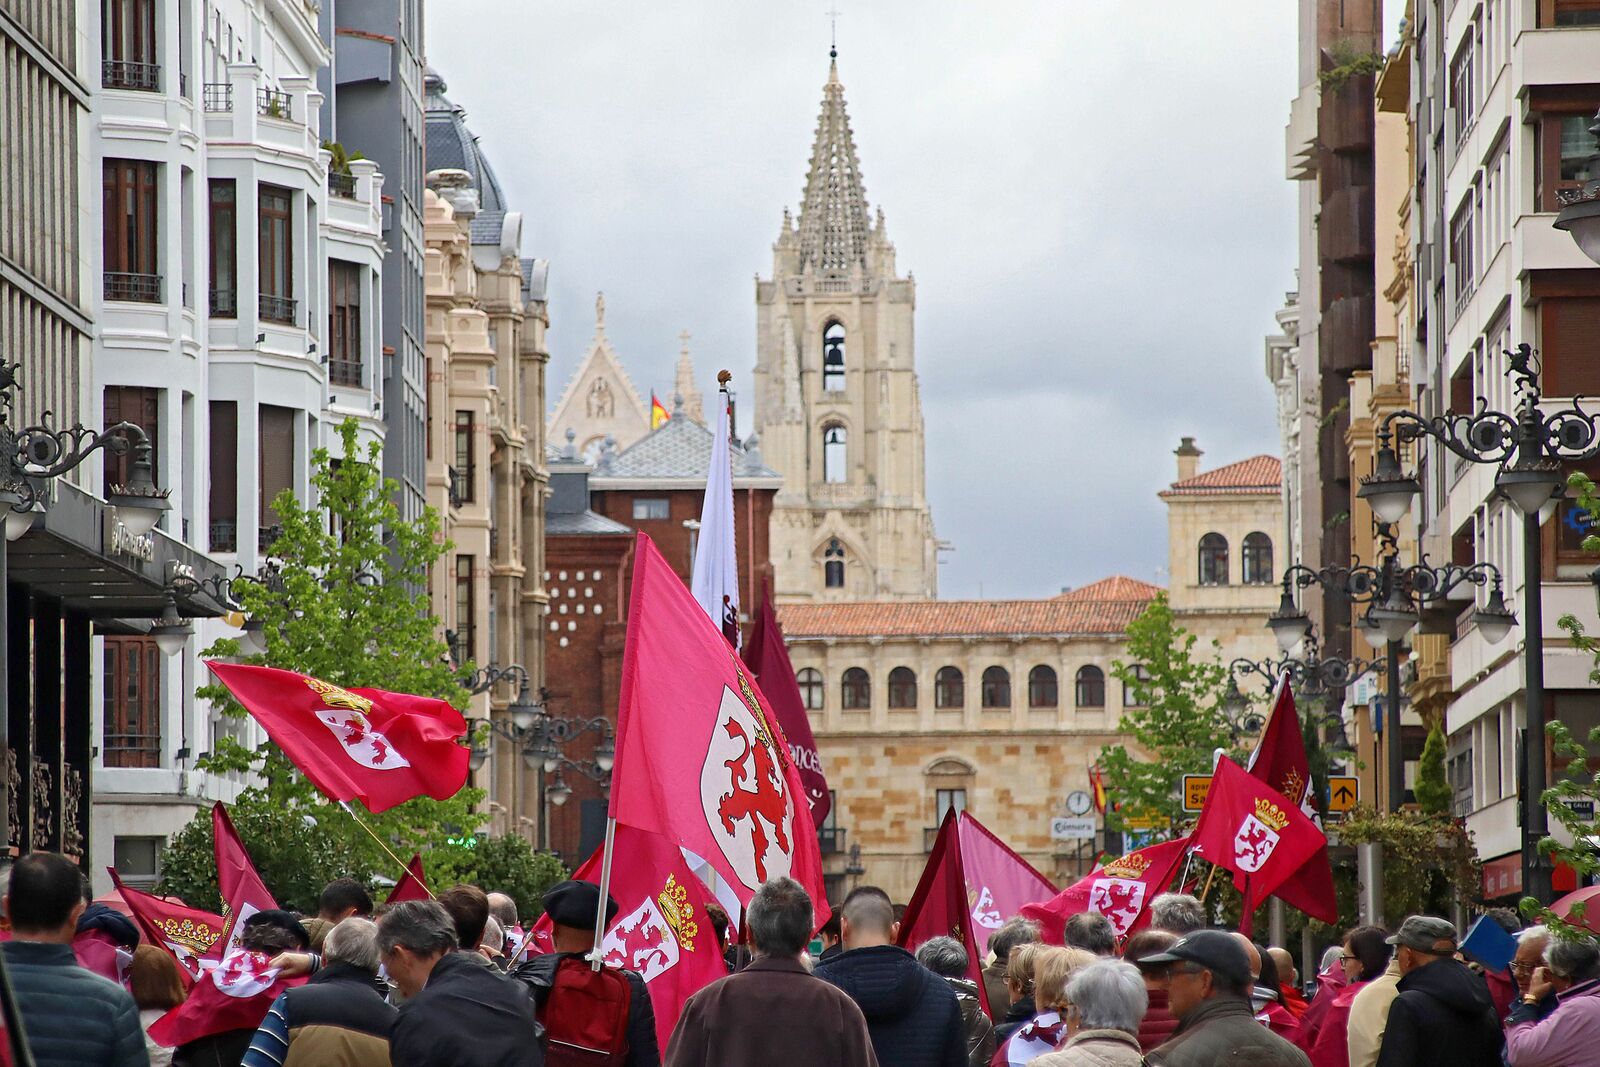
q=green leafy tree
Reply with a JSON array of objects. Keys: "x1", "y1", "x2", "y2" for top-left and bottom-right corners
[
  {"x1": 430, "y1": 835, "x2": 570, "y2": 921},
  {"x1": 163, "y1": 419, "x2": 487, "y2": 906},
  {"x1": 1097, "y1": 594, "x2": 1238, "y2": 832},
  {"x1": 1413, "y1": 724, "x2": 1451, "y2": 816}
]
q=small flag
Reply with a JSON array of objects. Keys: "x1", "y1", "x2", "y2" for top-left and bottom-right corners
[
  {"x1": 108, "y1": 870, "x2": 225, "y2": 981},
  {"x1": 651, "y1": 392, "x2": 671, "y2": 429},
  {"x1": 385, "y1": 853, "x2": 431, "y2": 904},
  {"x1": 742, "y1": 583, "x2": 830, "y2": 828},
  {"x1": 1021, "y1": 836, "x2": 1190, "y2": 943},
  {"x1": 213, "y1": 804, "x2": 277, "y2": 951},
  {"x1": 690, "y1": 382, "x2": 740, "y2": 649},
  {"x1": 1089, "y1": 765, "x2": 1108, "y2": 814}
]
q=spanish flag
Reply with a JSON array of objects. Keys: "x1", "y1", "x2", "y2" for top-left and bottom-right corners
[
  {"x1": 650, "y1": 392, "x2": 670, "y2": 429},
  {"x1": 1089, "y1": 764, "x2": 1108, "y2": 813}
]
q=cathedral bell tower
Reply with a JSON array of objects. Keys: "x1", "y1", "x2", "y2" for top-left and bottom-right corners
[{"x1": 753, "y1": 51, "x2": 937, "y2": 602}]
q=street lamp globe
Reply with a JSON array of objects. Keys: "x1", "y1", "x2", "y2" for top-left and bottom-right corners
[
  {"x1": 236, "y1": 616, "x2": 266, "y2": 657},
  {"x1": 521, "y1": 746, "x2": 542, "y2": 772},
  {"x1": 508, "y1": 684, "x2": 541, "y2": 732},
  {"x1": 1357, "y1": 445, "x2": 1421, "y2": 526},
  {"x1": 1368, "y1": 586, "x2": 1419, "y2": 643},
  {"x1": 1355, "y1": 611, "x2": 1388, "y2": 650},
  {"x1": 107, "y1": 450, "x2": 170, "y2": 536},
  {"x1": 1267, "y1": 590, "x2": 1312, "y2": 653},
  {"x1": 547, "y1": 774, "x2": 572, "y2": 807},
  {"x1": 594, "y1": 737, "x2": 615, "y2": 773},
  {"x1": 1495, "y1": 460, "x2": 1565, "y2": 518},
  {"x1": 469, "y1": 743, "x2": 489, "y2": 772},
  {"x1": 1472, "y1": 585, "x2": 1517, "y2": 645},
  {"x1": 150, "y1": 597, "x2": 193, "y2": 657}
]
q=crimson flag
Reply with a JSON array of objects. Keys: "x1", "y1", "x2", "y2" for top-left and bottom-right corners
[
  {"x1": 146, "y1": 948, "x2": 305, "y2": 1047},
  {"x1": 1191, "y1": 758, "x2": 1325, "y2": 934},
  {"x1": 898, "y1": 810, "x2": 1056, "y2": 1018},
  {"x1": 609, "y1": 534, "x2": 828, "y2": 911},
  {"x1": 1243, "y1": 679, "x2": 1338, "y2": 925},
  {"x1": 205, "y1": 661, "x2": 470, "y2": 813},
  {"x1": 1021, "y1": 836, "x2": 1190, "y2": 944},
  {"x1": 213, "y1": 803, "x2": 277, "y2": 951},
  {"x1": 108, "y1": 870, "x2": 225, "y2": 981},
  {"x1": 742, "y1": 584, "x2": 830, "y2": 828},
  {"x1": 526, "y1": 825, "x2": 728, "y2": 1052},
  {"x1": 385, "y1": 853, "x2": 431, "y2": 904}
]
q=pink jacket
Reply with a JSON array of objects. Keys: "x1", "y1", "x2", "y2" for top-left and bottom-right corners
[
  {"x1": 1506, "y1": 977, "x2": 1600, "y2": 1067},
  {"x1": 1304, "y1": 979, "x2": 1366, "y2": 1067}
]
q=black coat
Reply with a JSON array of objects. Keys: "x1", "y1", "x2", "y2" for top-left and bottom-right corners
[
  {"x1": 391, "y1": 951, "x2": 542, "y2": 1067},
  {"x1": 513, "y1": 951, "x2": 660, "y2": 1067},
  {"x1": 992, "y1": 995, "x2": 1035, "y2": 1045},
  {"x1": 1376, "y1": 958, "x2": 1503, "y2": 1067},
  {"x1": 815, "y1": 945, "x2": 965, "y2": 1067}
]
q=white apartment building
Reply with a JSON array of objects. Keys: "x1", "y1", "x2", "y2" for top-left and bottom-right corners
[
  {"x1": 1406, "y1": 0, "x2": 1600, "y2": 898},
  {"x1": 89, "y1": 0, "x2": 386, "y2": 891}
]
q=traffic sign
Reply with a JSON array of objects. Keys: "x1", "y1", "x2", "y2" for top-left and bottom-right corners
[
  {"x1": 1050, "y1": 816, "x2": 1097, "y2": 841},
  {"x1": 1182, "y1": 774, "x2": 1212, "y2": 812},
  {"x1": 1327, "y1": 776, "x2": 1359, "y2": 815},
  {"x1": 1123, "y1": 809, "x2": 1165, "y2": 831}
]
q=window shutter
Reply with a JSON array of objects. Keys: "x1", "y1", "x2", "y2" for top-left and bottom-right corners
[
  {"x1": 259, "y1": 405, "x2": 295, "y2": 527},
  {"x1": 1541, "y1": 297, "x2": 1600, "y2": 397}
]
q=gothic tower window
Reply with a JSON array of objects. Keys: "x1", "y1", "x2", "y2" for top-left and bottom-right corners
[
  {"x1": 824, "y1": 538, "x2": 846, "y2": 588},
  {"x1": 1242, "y1": 532, "x2": 1274, "y2": 584},
  {"x1": 823, "y1": 424, "x2": 847, "y2": 483},
  {"x1": 1198, "y1": 533, "x2": 1230, "y2": 585},
  {"x1": 823, "y1": 321, "x2": 846, "y2": 392}
]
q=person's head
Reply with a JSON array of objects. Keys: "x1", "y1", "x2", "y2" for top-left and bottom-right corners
[
  {"x1": 1035, "y1": 946, "x2": 1097, "y2": 1012},
  {"x1": 841, "y1": 885, "x2": 897, "y2": 943},
  {"x1": 1148, "y1": 893, "x2": 1205, "y2": 936},
  {"x1": 541, "y1": 880, "x2": 619, "y2": 954},
  {"x1": 1513, "y1": 925, "x2": 1553, "y2": 995},
  {"x1": 1063, "y1": 912, "x2": 1117, "y2": 957},
  {"x1": 1005, "y1": 941, "x2": 1043, "y2": 1005},
  {"x1": 1140, "y1": 929, "x2": 1254, "y2": 1020},
  {"x1": 1319, "y1": 944, "x2": 1344, "y2": 976},
  {"x1": 704, "y1": 902, "x2": 732, "y2": 951},
  {"x1": 1254, "y1": 943, "x2": 1280, "y2": 998},
  {"x1": 745, "y1": 877, "x2": 813, "y2": 959},
  {"x1": 241, "y1": 909, "x2": 310, "y2": 953},
  {"x1": 436, "y1": 884, "x2": 489, "y2": 951},
  {"x1": 817, "y1": 912, "x2": 842, "y2": 949},
  {"x1": 1484, "y1": 907, "x2": 1522, "y2": 936},
  {"x1": 840, "y1": 890, "x2": 895, "y2": 950},
  {"x1": 377, "y1": 900, "x2": 459, "y2": 997},
  {"x1": 486, "y1": 892, "x2": 518, "y2": 932},
  {"x1": 1386, "y1": 916, "x2": 1458, "y2": 976},
  {"x1": 128, "y1": 944, "x2": 186, "y2": 1012},
  {"x1": 1063, "y1": 959, "x2": 1148, "y2": 1037},
  {"x1": 987, "y1": 916, "x2": 1041, "y2": 969},
  {"x1": 1228, "y1": 933, "x2": 1262, "y2": 982},
  {"x1": 1122, "y1": 929, "x2": 1178, "y2": 990},
  {"x1": 1342, "y1": 925, "x2": 1392, "y2": 984},
  {"x1": 914, "y1": 935, "x2": 969, "y2": 979},
  {"x1": 4, "y1": 853, "x2": 86, "y2": 941},
  {"x1": 324, "y1": 915, "x2": 381, "y2": 974},
  {"x1": 480, "y1": 916, "x2": 505, "y2": 958},
  {"x1": 1266, "y1": 946, "x2": 1297, "y2": 988},
  {"x1": 318, "y1": 877, "x2": 373, "y2": 922},
  {"x1": 1544, "y1": 934, "x2": 1600, "y2": 992}
]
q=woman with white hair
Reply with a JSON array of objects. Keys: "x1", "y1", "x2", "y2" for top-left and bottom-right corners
[{"x1": 1032, "y1": 960, "x2": 1148, "y2": 1067}]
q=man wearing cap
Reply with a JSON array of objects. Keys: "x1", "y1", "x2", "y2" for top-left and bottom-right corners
[
  {"x1": 1375, "y1": 915, "x2": 1502, "y2": 1067},
  {"x1": 1141, "y1": 930, "x2": 1310, "y2": 1067},
  {"x1": 512, "y1": 880, "x2": 660, "y2": 1067}
]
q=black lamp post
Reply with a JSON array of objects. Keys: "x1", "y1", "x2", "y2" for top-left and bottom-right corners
[{"x1": 1357, "y1": 345, "x2": 1573, "y2": 900}]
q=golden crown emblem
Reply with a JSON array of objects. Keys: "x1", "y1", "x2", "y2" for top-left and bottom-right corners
[
  {"x1": 1102, "y1": 852, "x2": 1152, "y2": 880},
  {"x1": 1252, "y1": 796, "x2": 1291, "y2": 833},
  {"x1": 305, "y1": 677, "x2": 374, "y2": 715},
  {"x1": 656, "y1": 875, "x2": 699, "y2": 952},
  {"x1": 156, "y1": 916, "x2": 222, "y2": 954},
  {"x1": 1280, "y1": 769, "x2": 1306, "y2": 802}
]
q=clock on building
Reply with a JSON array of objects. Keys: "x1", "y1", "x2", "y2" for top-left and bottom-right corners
[{"x1": 1065, "y1": 790, "x2": 1093, "y2": 816}]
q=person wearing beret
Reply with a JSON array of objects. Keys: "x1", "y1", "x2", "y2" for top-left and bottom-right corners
[{"x1": 512, "y1": 880, "x2": 661, "y2": 1067}]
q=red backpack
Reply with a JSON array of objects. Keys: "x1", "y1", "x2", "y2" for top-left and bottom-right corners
[{"x1": 536, "y1": 956, "x2": 633, "y2": 1066}]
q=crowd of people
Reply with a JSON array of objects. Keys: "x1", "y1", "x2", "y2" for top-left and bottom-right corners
[{"x1": 2, "y1": 850, "x2": 1599, "y2": 1067}]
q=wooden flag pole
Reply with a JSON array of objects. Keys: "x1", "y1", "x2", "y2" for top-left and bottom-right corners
[
  {"x1": 1198, "y1": 861, "x2": 1220, "y2": 902},
  {"x1": 339, "y1": 802, "x2": 433, "y2": 898},
  {"x1": 589, "y1": 816, "x2": 618, "y2": 971}
]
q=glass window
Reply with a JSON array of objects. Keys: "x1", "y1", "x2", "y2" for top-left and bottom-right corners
[
  {"x1": 632, "y1": 498, "x2": 670, "y2": 520},
  {"x1": 1198, "y1": 533, "x2": 1229, "y2": 586},
  {"x1": 934, "y1": 666, "x2": 964, "y2": 709},
  {"x1": 103, "y1": 159, "x2": 159, "y2": 300},
  {"x1": 455, "y1": 555, "x2": 475, "y2": 662},
  {"x1": 103, "y1": 637, "x2": 161, "y2": 768},
  {"x1": 1242, "y1": 532, "x2": 1274, "y2": 585},
  {"x1": 1028, "y1": 666, "x2": 1058, "y2": 708},
  {"x1": 1075, "y1": 666, "x2": 1106, "y2": 708},
  {"x1": 888, "y1": 667, "x2": 917, "y2": 709},
  {"x1": 935, "y1": 788, "x2": 967, "y2": 820},
  {"x1": 823, "y1": 322, "x2": 846, "y2": 392},
  {"x1": 841, "y1": 667, "x2": 870, "y2": 710},
  {"x1": 797, "y1": 668, "x2": 824, "y2": 710},
  {"x1": 208, "y1": 180, "x2": 236, "y2": 315},
  {"x1": 103, "y1": 386, "x2": 159, "y2": 497},
  {"x1": 824, "y1": 538, "x2": 846, "y2": 588},
  {"x1": 981, "y1": 666, "x2": 1010, "y2": 709},
  {"x1": 258, "y1": 184, "x2": 294, "y2": 320},
  {"x1": 328, "y1": 261, "x2": 362, "y2": 385},
  {"x1": 823, "y1": 425, "x2": 847, "y2": 484},
  {"x1": 453, "y1": 411, "x2": 475, "y2": 504},
  {"x1": 1123, "y1": 665, "x2": 1152, "y2": 707}
]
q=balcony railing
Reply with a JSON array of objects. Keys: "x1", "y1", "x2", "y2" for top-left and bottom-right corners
[
  {"x1": 818, "y1": 826, "x2": 847, "y2": 855},
  {"x1": 258, "y1": 293, "x2": 296, "y2": 324},
  {"x1": 328, "y1": 358, "x2": 362, "y2": 387},
  {"x1": 259, "y1": 524, "x2": 282, "y2": 552},
  {"x1": 209, "y1": 519, "x2": 237, "y2": 553},
  {"x1": 104, "y1": 272, "x2": 162, "y2": 303},
  {"x1": 447, "y1": 466, "x2": 466, "y2": 509},
  {"x1": 258, "y1": 88, "x2": 291, "y2": 119},
  {"x1": 327, "y1": 172, "x2": 357, "y2": 198},
  {"x1": 210, "y1": 288, "x2": 237, "y2": 317},
  {"x1": 203, "y1": 82, "x2": 233, "y2": 112},
  {"x1": 104, "y1": 733, "x2": 161, "y2": 768},
  {"x1": 102, "y1": 60, "x2": 159, "y2": 91}
]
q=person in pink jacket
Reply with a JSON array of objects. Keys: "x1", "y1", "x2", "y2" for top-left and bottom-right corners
[
  {"x1": 1505, "y1": 935, "x2": 1600, "y2": 1067},
  {"x1": 1298, "y1": 926, "x2": 1390, "y2": 1067}
]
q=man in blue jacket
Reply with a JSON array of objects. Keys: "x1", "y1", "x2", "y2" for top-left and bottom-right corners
[
  {"x1": 1, "y1": 852, "x2": 147, "y2": 1067},
  {"x1": 815, "y1": 888, "x2": 964, "y2": 1067}
]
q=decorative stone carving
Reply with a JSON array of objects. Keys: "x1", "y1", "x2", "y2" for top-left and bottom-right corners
[
  {"x1": 30, "y1": 758, "x2": 51, "y2": 852},
  {"x1": 5, "y1": 749, "x2": 18, "y2": 853},
  {"x1": 62, "y1": 764, "x2": 83, "y2": 859}
]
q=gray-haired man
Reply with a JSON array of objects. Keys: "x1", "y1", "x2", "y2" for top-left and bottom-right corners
[{"x1": 241, "y1": 917, "x2": 396, "y2": 1067}]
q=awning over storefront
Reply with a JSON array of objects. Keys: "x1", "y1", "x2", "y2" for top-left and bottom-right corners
[{"x1": 1481, "y1": 854, "x2": 1579, "y2": 899}]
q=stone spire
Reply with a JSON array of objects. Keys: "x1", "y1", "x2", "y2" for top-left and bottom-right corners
[
  {"x1": 674, "y1": 329, "x2": 704, "y2": 423},
  {"x1": 796, "y1": 55, "x2": 872, "y2": 275}
]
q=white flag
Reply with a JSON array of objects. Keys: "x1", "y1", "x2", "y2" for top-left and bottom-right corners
[{"x1": 691, "y1": 386, "x2": 740, "y2": 649}]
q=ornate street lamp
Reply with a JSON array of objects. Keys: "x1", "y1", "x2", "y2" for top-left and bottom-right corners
[{"x1": 1554, "y1": 108, "x2": 1600, "y2": 266}]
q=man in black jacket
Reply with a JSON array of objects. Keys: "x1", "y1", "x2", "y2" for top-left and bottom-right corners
[
  {"x1": 380, "y1": 899, "x2": 542, "y2": 1067},
  {"x1": 511, "y1": 880, "x2": 660, "y2": 1067},
  {"x1": 1376, "y1": 916, "x2": 1502, "y2": 1067},
  {"x1": 814, "y1": 888, "x2": 964, "y2": 1067}
]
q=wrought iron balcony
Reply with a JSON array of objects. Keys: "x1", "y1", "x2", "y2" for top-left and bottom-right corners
[
  {"x1": 102, "y1": 60, "x2": 160, "y2": 92},
  {"x1": 209, "y1": 519, "x2": 237, "y2": 553},
  {"x1": 818, "y1": 826, "x2": 847, "y2": 855},
  {"x1": 328, "y1": 358, "x2": 362, "y2": 387},
  {"x1": 258, "y1": 525, "x2": 282, "y2": 552},
  {"x1": 209, "y1": 288, "x2": 237, "y2": 317},
  {"x1": 258, "y1": 293, "x2": 296, "y2": 324},
  {"x1": 203, "y1": 82, "x2": 233, "y2": 112},
  {"x1": 104, "y1": 272, "x2": 162, "y2": 303},
  {"x1": 328, "y1": 172, "x2": 357, "y2": 198},
  {"x1": 258, "y1": 88, "x2": 291, "y2": 119}
]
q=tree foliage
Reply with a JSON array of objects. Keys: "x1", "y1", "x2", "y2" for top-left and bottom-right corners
[
  {"x1": 1097, "y1": 594, "x2": 1239, "y2": 833},
  {"x1": 429, "y1": 835, "x2": 570, "y2": 921},
  {"x1": 1413, "y1": 724, "x2": 1451, "y2": 816}
]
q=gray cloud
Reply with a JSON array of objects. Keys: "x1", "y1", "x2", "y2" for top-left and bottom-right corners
[{"x1": 425, "y1": 1, "x2": 1298, "y2": 599}]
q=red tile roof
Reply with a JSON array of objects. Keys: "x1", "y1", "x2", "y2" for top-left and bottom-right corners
[
  {"x1": 777, "y1": 577, "x2": 1161, "y2": 639},
  {"x1": 1159, "y1": 455, "x2": 1281, "y2": 497}
]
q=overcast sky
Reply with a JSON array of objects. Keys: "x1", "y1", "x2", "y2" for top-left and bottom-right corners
[{"x1": 425, "y1": 2, "x2": 1356, "y2": 600}]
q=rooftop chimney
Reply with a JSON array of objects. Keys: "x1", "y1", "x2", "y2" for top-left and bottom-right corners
[{"x1": 1175, "y1": 437, "x2": 1203, "y2": 482}]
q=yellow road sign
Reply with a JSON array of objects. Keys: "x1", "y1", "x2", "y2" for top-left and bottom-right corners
[
  {"x1": 1182, "y1": 774, "x2": 1212, "y2": 812},
  {"x1": 1327, "y1": 776, "x2": 1359, "y2": 814},
  {"x1": 1123, "y1": 809, "x2": 1165, "y2": 831}
]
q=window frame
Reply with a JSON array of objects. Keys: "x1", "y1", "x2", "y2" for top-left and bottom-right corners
[
  {"x1": 824, "y1": 537, "x2": 846, "y2": 588},
  {"x1": 455, "y1": 555, "x2": 476, "y2": 663},
  {"x1": 934, "y1": 666, "x2": 964, "y2": 709},
  {"x1": 632, "y1": 497, "x2": 670, "y2": 521},
  {"x1": 328, "y1": 260, "x2": 362, "y2": 385},
  {"x1": 934, "y1": 788, "x2": 968, "y2": 821},
  {"x1": 103, "y1": 636, "x2": 161, "y2": 768},
  {"x1": 1123, "y1": 664, "x2": 1153, "y2": 708},
  {"x1": 208, "y1": 179, "x2": 237, "y2": 316},
  {"x1": 453, "y1": 411, "x2": 476, "y2": 504},
  {"x1": 1075, "y1": 665, "x2": 1106, "y2": 708},
  {"x1": 887, "y1": 667, "x2": 917, "y2": 709},
  {"x1": 981, "y1": 666, "x2": 1011, "y2": 709},
  {"x1": 1241, "y1": 532, "x2": 1275, "y2": 585},
  {"x1": 1198, "y1": 532, "x2": 1229, "y2": 586},
  {"x1": 822, "y1": 322, "x2": 846, "y2": 392},
  {"x1": 1028, "y1": 665, "x2": 1059, "y2": 709},
  {"x1": 822, "y1": 424, "x2": 847, "y2": 484},
  {"x1": 103, "y1": 158, "x2": 159, "y2": 299},
  {"x1": 841, "y1": 667, "x2": 871, "y2": 710},
  {"x1": 258, "y1": 184, "x2": 294, "y2": 319},
  {"x1": 797, "y1": 667, "x2": 825, "y2": 711},
  {"x1": 103, "y1": 386, "x2": 159, "y2": 496}
]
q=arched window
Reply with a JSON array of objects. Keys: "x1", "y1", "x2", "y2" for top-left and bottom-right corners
[
  {"x1": 841, "y1": 667, "x2": 871, "y2": 709},
  {"x1": 1028, "y1": 666, "x2": 1058, "y2": 708},
  {"x1": 1123, "y1": 664, "x2": 1152, "y2": 707},
  {"x1": 797, "y1": 667, "x2": 824, "y2": 710},
  {"x1": 1075, "y1": 666, "x2": 1106, "y2": 708},
  {"x1": 1242, "y1": 532, "x2": 1274, "y2": 584},
  {"x1": 981, "y1": 666, "x2": 1011, "y2": 709},
  {"x1": 934, "y1": 666, "x2": 964, "y2": 709},
  {"x1": 888, "y1": 667, "x2": 917, "y2": 708},
  {"x1": 823, "y1": 322, "x2": 846, "y2": 392},
  {"x1": 1198, "y1": 533, "x2": 1229, "y2": 586},
  {"x1": 824, "y1": 538, "x2": 846, "y2": 588},
  {"x1": 823, "y1": 424, "x2": 847, "y2": 484}
]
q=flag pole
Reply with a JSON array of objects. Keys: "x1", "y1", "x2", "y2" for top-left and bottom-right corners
[
  {"x1": 589, "y1": 816, "x2": 618, "y2": 972},
  {"x1": 1198, "y1": 861, "x2": 1220, "y2": 902},
  {"x1": 339, "y1": 801, "x2": 432, "y2": 896}
]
